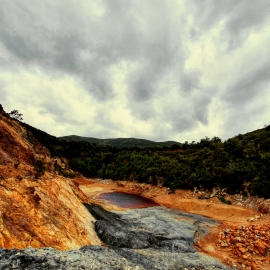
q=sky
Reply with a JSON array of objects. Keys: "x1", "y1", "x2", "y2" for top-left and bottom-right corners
[{"x1": 1, "y1": 0, "x2": 270, "y2": 143}]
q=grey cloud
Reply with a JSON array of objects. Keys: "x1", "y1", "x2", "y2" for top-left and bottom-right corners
[
  {"x1": 53, "y1": 36, "x2": 82, "y2": 74},
  {"x1": 169, "y1": 94, "x2": 212, "y2": 133},
  {"x1": 225, "y1": 1, "x2": 270, "y2": 49},
  {"x1": 165, "y1": 81, "x2": 215, "y2": 134},
  {"x1": 131, "y1": 76, "x2": 153, "y2": 102},
  {"x1": 131, "y1": 103, "x2": 155, "y2": 121},
  {"x1": 190, "y1": 0, "x2": 233, "y2": 31},
  {"x1": 1, "y1": 0, "x2": 269, "y2": 142},
  {"x1": 0, "y1": 33, "x2": 45, "y2": 62},
  {"x1": 0, "y1": 2, "x2": 53, "y2": 63},
  {"x1": 180, "y1": 72, "x2": 201, "y2": 93},
  {"x1": 225, "y1": 1, "x2": 270, "y2": 34},
  {"x1": 0, "y1": 82, "x2": 7, "y2": 101},
  {"x1": 127, "y1": 38, "x2": 182, "y2": 117},
  {"x1": 128, "y1": 68, "x2": 211, "y2": 127},
  {"x1": 223, "y1": 103, "x2": 269, "y2": 139},
  {"x1": 171, "y1": 116, "x2": 195, "y2": 133},
  {"x1": 92, "y1": 107, "x2": 128, "y2": 138},
  {"x1": 194, "y1": 93, "x2": 212, "y2": 125},
  {"x1": 0, "y1": 0, "x2": 184, "y2": 103},
  {"x1": 39, "y1": 99, "x2": 84, "y2": 126},
  {"x1": 39, "y1": 106, "x2": 64, "y2": 118},
  {"x1": 189, "y1": 28, "x2": 199, "y2": 42},
  {"x1": 191, "y1": 0, "x2": 270, "y2": 31},
  {"x1": 191, "y1": 0, "x2": 270, "y2": 49},
  {"x1": 0, "y1": 1, "x2": 123, "y2": 99},
  {"x1": 224, "y1": 61, "x2": 270, "y2": 105}
]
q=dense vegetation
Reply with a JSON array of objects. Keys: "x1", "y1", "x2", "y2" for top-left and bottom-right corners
[
  {"x1": 59, "y1": 135, "x2": 181, "y2": 148},
  {"x1": 22, "y1": 122, "x2": 270, "y2": 198}
]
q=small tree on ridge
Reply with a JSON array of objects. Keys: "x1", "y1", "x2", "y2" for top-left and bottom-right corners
[{"x1": 8, "y1": 110, "x2": 23, "y2": 121}]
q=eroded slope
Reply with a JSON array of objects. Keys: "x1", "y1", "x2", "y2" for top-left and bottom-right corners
[{"x1": 0, "y1": 105, "x2": 100, "y2": 249}]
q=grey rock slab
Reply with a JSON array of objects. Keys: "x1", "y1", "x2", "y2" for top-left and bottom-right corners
[
  {"x1": 0, "y1": 204, "x2": 230, "y2": 269},
  {"x1": 0, "y1": 247, "x2": 146, "y2": 270},
  {"x1": 136, "y1": 248, "x2": 227, "y2": 270},
  {"x1": 111, "y1": 206, "x2": 218, "y2": 244}
]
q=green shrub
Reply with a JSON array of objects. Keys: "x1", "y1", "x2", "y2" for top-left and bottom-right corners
[{"x1": 217, "y1": 195, "x2": 232, "y2": 205}]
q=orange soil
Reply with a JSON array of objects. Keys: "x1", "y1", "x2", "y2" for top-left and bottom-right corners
[
  {"x1": 77, "y1": 178, "x2": 270, "y2": 270},
  {"x1": 0, "y1": 110, "x2": 101, "y2": 250},
  {"x1": 0, "y1": 164, "x2": 101, "y2": 250}
]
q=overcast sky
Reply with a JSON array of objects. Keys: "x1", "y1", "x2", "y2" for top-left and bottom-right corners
[{"x1": 1, "y1": 0, "x2": 270, "y2": 143}]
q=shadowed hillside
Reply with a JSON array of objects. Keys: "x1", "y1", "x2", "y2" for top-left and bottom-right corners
[
  {"x1": 59, "y1": 135, "x2": 182, "y2": 148},
  {"x1": 20, "y1": 115, "x2": 270, "y2": 199}
]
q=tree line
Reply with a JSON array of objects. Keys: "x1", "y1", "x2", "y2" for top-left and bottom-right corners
[{"x1": 22, "y1": 121, "x2": 270, "y2": 198}]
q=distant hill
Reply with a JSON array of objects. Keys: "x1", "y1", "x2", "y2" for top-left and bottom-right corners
[
  {"x1": 58, "y1": 135, "x2": 182, "y2": 148},
  {"x1": 19, "y1": 115, "x2": 270, "y2": 198}
]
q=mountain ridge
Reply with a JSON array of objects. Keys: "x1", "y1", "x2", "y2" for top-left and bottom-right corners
[
  {"x1": 19, "y1": 111, "x2": 270, "y2": 198},
  {"x1": 59, "y1": 135, "x2": 181, "y2": 148}
]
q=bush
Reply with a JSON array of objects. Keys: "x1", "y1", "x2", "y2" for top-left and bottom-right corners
[{"x1": 217, "y1": 195, "x2": 232, "y2": 205}]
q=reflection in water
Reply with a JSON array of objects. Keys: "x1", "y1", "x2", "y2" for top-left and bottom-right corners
[{"x1": 98, "y1": 192, "x2": 159, "y2": 208}]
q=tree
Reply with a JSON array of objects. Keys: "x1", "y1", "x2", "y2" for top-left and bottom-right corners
[{"x1": 8, "y1": 110, "x2": 23, "y2": 121}]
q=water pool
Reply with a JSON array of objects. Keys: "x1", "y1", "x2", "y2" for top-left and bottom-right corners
[{"x1": 98, "y1": 192, "x2": 159, "y2": 208}]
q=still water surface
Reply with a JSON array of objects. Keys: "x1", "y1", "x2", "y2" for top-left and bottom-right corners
[{"x1": 98, "y1": 192, "x2": 159, "y2": 208}]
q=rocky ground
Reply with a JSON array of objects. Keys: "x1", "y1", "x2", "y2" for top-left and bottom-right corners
[
  {"x1": 0, "y1": 203, "x2": 228, "y2": 270},
  {"x1": 78, "y1": 178, "x2": 270, "y2": 270},
  {"x1": 0, "y1": 107, "x2": 102, "y2": 249},
  {"x1": 0, "y1": 245, "x2": 228, "y2": 270},
  {"x1": 217, "y1": 224, "x2": 270, "y2": 269},
  {"x1": 0, "y1": 164, "x2": 101, "y2": 250}
]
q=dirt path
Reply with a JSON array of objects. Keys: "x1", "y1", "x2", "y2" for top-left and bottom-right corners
[{"x1": 76, "y1": 177, "x2": 270, "y2": 270}]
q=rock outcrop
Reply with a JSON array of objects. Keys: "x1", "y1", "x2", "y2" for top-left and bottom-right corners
[
  {"x1": 218, "y1": 224, "x2": 270, "y2": 269},
  {"x1": 0, "y1": 205, "x2": 228, "y2": 270},
  {"x1": 0, "y1": 171, "x2": 101, "y2": 249},
  {"x1": 84, "y1": 203, "x2": 227, "y2": 269},
  {"x1": 0, "y1": 105, "x2": 101, "y2": 249},
  {"x1": 0, "y1": 106, "x2": 52, "y2": 169},
  {"x1": 0, "y1": 246, "x2": 144, "y2": 270},
  {"x1": 258, "y1": 200, "x2": 270, "y2": 214}
]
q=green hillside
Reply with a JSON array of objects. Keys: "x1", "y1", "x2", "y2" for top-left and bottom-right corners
[
  {"x1": 59, "y1": 135, "x2": 181, "y2": 148},
  {"x1": 21, "y1": 121, "x2": 270, "y2": 198}
]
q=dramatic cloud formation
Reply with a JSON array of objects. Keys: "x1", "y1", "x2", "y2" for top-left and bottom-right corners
[{"x1": 1, "y1": 0, "x2": 270, "y2": 142}]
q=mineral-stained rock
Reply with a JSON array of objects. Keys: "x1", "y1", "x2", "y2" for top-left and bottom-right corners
[
  {"x1": 0, "y1": 240, "x2": 228, "y2": 270},
  {"x1": 0, "y1": 106, "x2": 53, "y2": 170},
  {"x1": 218, "y1": 224, "x2": 270, "y2": 269},
  {"x1": 0, "y1": 246, "x2": 146, "y2": 270},
  {"x1": 0, "y1": 106, "x2": 100, "y2": 250},
  {"x1": 82, "y1": 204, "x2": 228, "y2": 269},
  {"x1": 2, "y1": 199, "x2": 230, "y2": 269},
  {"x1": 258, "y1": 200, "x2": 270, "y2": 214},
  {"x1": 0, "y1": 174, "x2": 101, "y2": 249},
  {"x1": 238, "y1": 247, "x2": 247, "y2": 254},
  {"x1": 254, "y1": 240, "x2": 267, "y2": 256},
  {"x1": 85, "y1": 204, "x2": 158, "y2": 249},
  {"x1": 95, "y1": 219, "x2": 156, "y2": 248}
]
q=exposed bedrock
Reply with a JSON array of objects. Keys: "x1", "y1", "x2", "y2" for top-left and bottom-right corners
[
  {"x1": 85, "y1": 204, "x2": 216, "y2": 250},
  {"x1": 0, "y1": 204, "x2": 229, "y2": 269},
  {"x1": 0, "y1": 245, "x2": 227, "y2": 270},
  {"x1": 83, "y1": 204, "x2": 228, "y2": 269}
]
